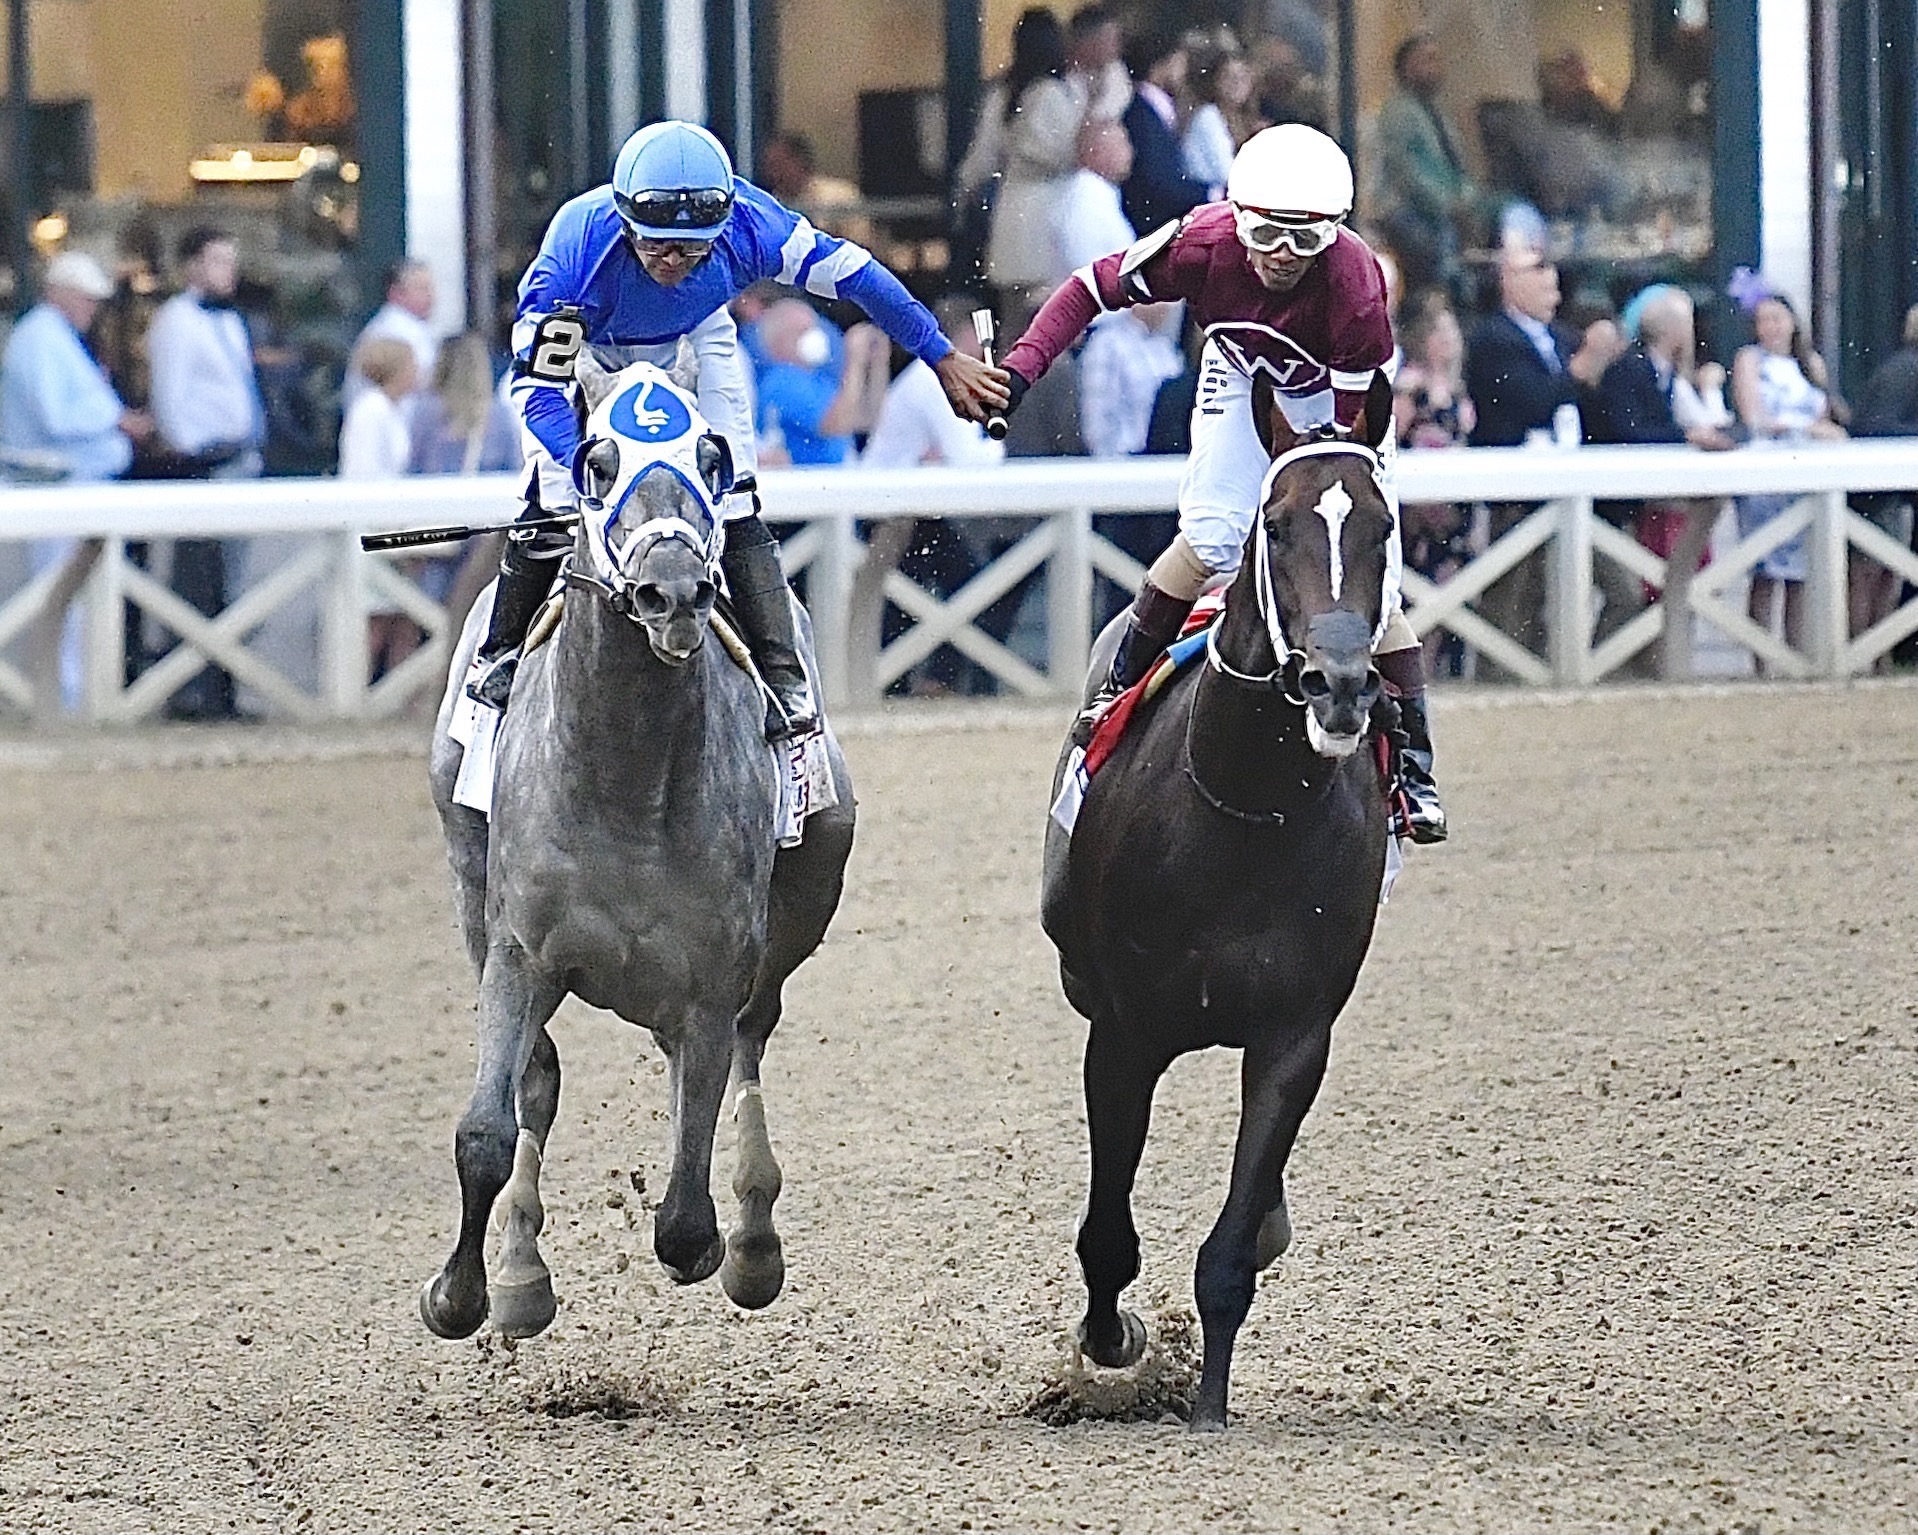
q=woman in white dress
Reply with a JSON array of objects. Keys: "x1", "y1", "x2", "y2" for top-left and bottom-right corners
[{"x1": 1731, "y1": 293, "x2": 1847, "y2": 660}]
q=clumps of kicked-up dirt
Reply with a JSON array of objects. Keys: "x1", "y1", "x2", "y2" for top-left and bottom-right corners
[
  {"x1": 1022, "y1": 1299, "x2": 1200, "y2": 1427},
  {"x1": 474, "y1": 1331, "x2": 680, "y2": 1423}
]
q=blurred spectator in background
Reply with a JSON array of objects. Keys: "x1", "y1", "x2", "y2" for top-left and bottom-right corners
[
  {"x1": 409, "y1": 332, "x2": 523, "y2": 650},
  {"x1": 1265, "y1": 0, "x2": 1329, "y2": 74},
  {"x1": 1847, "y1": 303, "x2": 1918, "y2": 646},
  {"x1": 1731, "y1": 290, "x2": 1847, "y2": 663},
  {"x1": 1057, "y1": 120, "x2": 1137, "y2": 272},
  {"x1": 1181, "y1": 29, "x2": 1254, "y2": 194},
  {"x1": 1249, "y1": 33, "x2": 1326, "y2": 130},
  {"x1": 346, "y1": 259, "x2": 439, "y2": 408},
  {"x1": 758, "y1": 132, "x2": 872, "y2": 244},
  {"x1": 410, "y1": 333, "x2": 521, "y2": 477},
  {"x1": 1588, "y1": 284, "x2": 1732, "y2": 676},
  {"x1": 1055, "y1": 121, "x2": 1181, "y2": 458},
  {"x1": 1394, "y1": 289, "x2": 1474, "y2": 450},
  {"x1": 1465, "y1": 246, "x2": 1612, "y2": 671},
  {"x1": 0, "y1": 252, "x2": 147, "y2": 484},
  {"x1": 1372, "y1": 34, "x2": 1476, "y2": 296},
  {"x1": 753, "y1": 300, "x2": 892, "y2": 467},
  {"x1": 860, "y1": 295, "x2": 1005, "y2": 696},
  {"x1": 339, "y1": 336, "x2": 418, "y2": 479},
  {"x1": 147, "y1": 226, "x2": 264, "y2": 720},
  {"x1": 0, "y1": 251, "x2": 153, "y2": 709},
  {"x1": 1119, "y1": 33, "x2": 1210, "y2": 235},
  {"x1": 339, "y1": 336, "x2": 420, "y2": 679},
  {"x1": 980, "y1": 9, "x2": 1084, "y2": 322},
  {"x1": 1392, "y1": 289, "x2": 1474, "y2": 677},
  {"x1": 1066, "y1": 4, "x2": 1132, "y2": 124},
  {"x1": 863, "y1": 295, "x2": 1006, "y2": 471}
]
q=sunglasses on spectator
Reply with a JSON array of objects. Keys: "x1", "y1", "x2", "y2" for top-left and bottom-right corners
[{"x1": 1233, "y1": 206, "x2": 1343, "y2": 257}]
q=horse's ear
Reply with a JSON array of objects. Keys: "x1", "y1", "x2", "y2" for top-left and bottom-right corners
[
  {"x1": 695, "y1": 433, "x2": 735, "y2": 499},
  {"x1": 572, "y1": 436, "x2": 620, "y2": 504},
  {"x1": 1352, "y1": 370, "x2": 1394, "y2": 452},
  {"x1": 1251, "y1": 373, "x2": 1302, "y2": 460}
]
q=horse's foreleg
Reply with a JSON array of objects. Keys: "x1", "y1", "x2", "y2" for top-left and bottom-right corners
[
  {"x1": 1190, "y1": 1022, "x2": 1331, "y2": 1432},
  {"x1": 654, "y1": 1013, "x2": 731, "y2": 1285},
  {"x1": 719, "y1": 1009, "x2": 785, "y2": 1310},
  {"x1": 1075, "y1": 1025, "x2": 1166, "y2": 1369},
  {"x1": 489, "y1": 1025, "x2": 564, "y2": 1339},
  {"x1": 420, "y1": 943, "x2": 563, "y2": 1340}
]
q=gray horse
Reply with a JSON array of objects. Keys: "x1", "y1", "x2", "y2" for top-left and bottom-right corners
[{"x1": 419, "y1": 364, "x2": 855, "y2": 1339}]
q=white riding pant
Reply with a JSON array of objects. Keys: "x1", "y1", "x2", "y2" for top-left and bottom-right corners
[{"x1": 1178, "y1": 338, "x2": 1404, "y2": 620}]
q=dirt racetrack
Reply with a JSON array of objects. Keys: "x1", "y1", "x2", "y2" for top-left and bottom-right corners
[{"x1": 1, "y1": 682, "x2": 1914, "y2": 1534}]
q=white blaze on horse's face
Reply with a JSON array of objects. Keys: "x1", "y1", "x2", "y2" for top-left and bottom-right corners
[{"x1": 1315, "y1": 479, "x2": 1353, "y2": 602}]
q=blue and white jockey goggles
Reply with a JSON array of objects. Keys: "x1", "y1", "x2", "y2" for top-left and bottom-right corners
[{"x1": 614, "y1": 187, "x2": 735, "y2": 242}]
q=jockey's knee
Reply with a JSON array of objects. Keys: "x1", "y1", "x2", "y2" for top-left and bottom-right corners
[
  {"x1": 1149, "y1": 531, "x2": 1219, "y2": 602},
  {"x1": 1377, "y1": 608, "x2": 1420, "y2": 657}
]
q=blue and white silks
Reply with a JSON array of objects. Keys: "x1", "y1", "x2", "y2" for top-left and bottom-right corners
[{"x1": 510, "y1": 179, "x2": 951, "y2": 507}]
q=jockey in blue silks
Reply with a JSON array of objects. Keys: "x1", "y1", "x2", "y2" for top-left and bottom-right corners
[{"x1": 473, "y1": 119, "x2": 1009, "y2": 736}]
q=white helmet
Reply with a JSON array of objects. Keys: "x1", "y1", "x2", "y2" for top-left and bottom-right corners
[{"x1": 1226, "y1": 124, "x2": 1354, "y2": 218}]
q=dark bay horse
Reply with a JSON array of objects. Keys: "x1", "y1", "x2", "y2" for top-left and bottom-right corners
[
  {"x1": 1041, "y1": 374, "x2": 1397, "y2": 1430},
  {"x1": 420, "y1": 364, "x2": 854, "y2": 1340}
]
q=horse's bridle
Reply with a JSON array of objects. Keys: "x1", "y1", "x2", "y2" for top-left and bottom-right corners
[
  {"x1": 1203, "y1": 434, "x2": 1385, "y2": 705},
  {"x1": 563, "y1": 461, "x2": 723, "y2": 621}
]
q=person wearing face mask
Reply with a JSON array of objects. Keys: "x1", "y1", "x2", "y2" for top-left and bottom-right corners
[
  {"x1": 751, "y1": 300, "x2": 893, "y2": 467},
  {"x1": 473, "y1": 119, "x2": 1009, "y2": 737},
  {"x1": 997, "y1": 123, "x2": 1445, "y2": 844}
]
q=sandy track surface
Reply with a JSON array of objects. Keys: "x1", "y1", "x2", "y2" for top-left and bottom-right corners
[{"x1": 1, "y1": 686, "x2": 1913, "y2": 1533}]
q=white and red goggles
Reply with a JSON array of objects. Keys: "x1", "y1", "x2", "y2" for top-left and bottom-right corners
[{"x1": 1232, "y1": 204, "x2": 1344, "y2": 257}]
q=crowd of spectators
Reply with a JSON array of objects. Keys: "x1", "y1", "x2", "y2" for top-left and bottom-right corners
[
  {"x1": 5, "y1": 3, "x2": 1918, "y2": 710},
  {"x1": 0, "y1": 230, "x2": 525, "y2": 714}
]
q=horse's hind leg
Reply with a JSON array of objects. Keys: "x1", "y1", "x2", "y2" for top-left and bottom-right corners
[
  {"x1": 1190, "y1": 1023, "x2": 1331, "y2": 1432},
  {"x1": 420, "y1": 942, "x2": 564, "y2": 1340},
  {"x1": 1076, "y1": 1025, "x2": 1168, "y2": 1369},
  {"x1": 719, "y1": 990, "x2": 785, "y2": 1310}
]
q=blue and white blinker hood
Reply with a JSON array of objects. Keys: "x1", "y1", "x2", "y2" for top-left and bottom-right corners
[{"x1": 571, "y1": 363, "x2": 730, "y2": 591}]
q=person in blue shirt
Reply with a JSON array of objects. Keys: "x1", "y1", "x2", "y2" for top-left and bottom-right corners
[
  {"x1": 474, "y1": 119, "x2": 1009, "y2": 735},
  {"x1": 754, "y1": 299, "x2": 894, "y2": 466}
]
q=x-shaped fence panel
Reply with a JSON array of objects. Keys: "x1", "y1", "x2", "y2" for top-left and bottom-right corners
[{"x1": 3, "y1": 445, "x2": 1915, "y2": 723}]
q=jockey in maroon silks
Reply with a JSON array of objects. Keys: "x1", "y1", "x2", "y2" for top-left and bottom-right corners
[{"x1": 998, "y1": 124, "x2": 1445, "y2": 844}]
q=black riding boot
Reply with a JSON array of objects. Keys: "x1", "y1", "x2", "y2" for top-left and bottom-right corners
[
  {"x1": 467, "y1": 516, "x2": 570, "y2": 710},
  {"x1": 1069, "y1": 580, "x2": 1195, "y2": 747},
  {"x1": 722, "y1": 515, "x2": 817, "y2": 741},
  {"x1": 1388, "y1": 689, "x2": 1448, "y2": 844}
]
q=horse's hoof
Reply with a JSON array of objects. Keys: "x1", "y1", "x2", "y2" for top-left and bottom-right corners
[
  {"x1": 659, "y1": 1232, "x2": 725, "y2": 1286},
  {"x1": 719, "y1": 1232, "x2": 786, "y2": 1311},
  {"x1": 489, "y1": 1267, "x2": 557, "y2": 1339},
  {"x1": 419, "y1": 1274, "x2": 488, "y2": 1340},
  {"x1": 1255, "y1": 1198, "x2": 1294, "y2": 1270},
  {"x1": 1077, "y1": 1308, "x2": 1148, "y2": 1370},
  {"x1": 1190, "y1": 1378, "x2": 1229, "y2": 1432}
]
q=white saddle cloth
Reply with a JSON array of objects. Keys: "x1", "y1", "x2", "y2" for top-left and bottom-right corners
[{"x1": 448, "y1": 665, "x2": 836, "y2": 848}]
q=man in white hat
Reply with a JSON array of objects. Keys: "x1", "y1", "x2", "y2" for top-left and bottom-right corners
[
  {"x1": 0, "y1": 250, "x2": 151, "y2": 482},
  {"x1": 0, "y1": 250, "x2": 154, "y2": 708}
]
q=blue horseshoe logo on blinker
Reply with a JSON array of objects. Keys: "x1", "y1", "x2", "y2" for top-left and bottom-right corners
[{"x1": 610, "y1": 377, "x2": 693, "y2": 444}]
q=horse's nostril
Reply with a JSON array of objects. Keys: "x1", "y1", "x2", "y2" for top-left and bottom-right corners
[
  {"x1": 631, "y1": 581, "x2": 671, "y2": 618},
  {"x1": 1301, "y1": 671, "x2": 1333, "y2": 700}
]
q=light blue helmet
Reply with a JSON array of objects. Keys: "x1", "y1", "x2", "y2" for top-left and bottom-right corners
[{"x1": 612, "y1": 121, "x2": 736, "y2": 241}]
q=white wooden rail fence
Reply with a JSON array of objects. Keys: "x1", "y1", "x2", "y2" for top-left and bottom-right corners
[{"x1": 0, "y1": 440, "x2": 1914, "y2": 723}]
